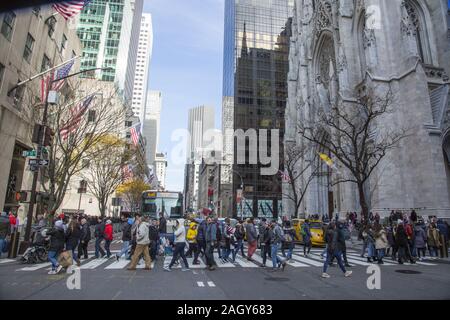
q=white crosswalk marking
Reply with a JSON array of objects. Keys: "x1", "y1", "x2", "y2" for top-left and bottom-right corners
[
  {"x1": 105, "y1": 259, "x2": 130, "y2": 269},
  {"x1": 213, "y1": 253, "x2": 235, "y2": 267},
  {"x1": 290, "y1": 254, "x2": 323, "y2": 267},
  {"x1": 17, "y1": 262, "x2": 51, "y2": 271},
  {"x1": 344, "y1": 253, "x2": 396, "y2": 266},
  {"x1": 136, "y1": 261, "x2": 155, "y2": 269},
  {"x1": 197, "y1": 281, "x2": 205, "y2": 287},
  {"x1": 0, "y1": 259, "x2": 15, "y2": 264},
  {"x1": 80, "y1": 258, "x2": 111, "y2": 269},
  {"x1": 233, "y1": 256, "x2": 259, "y2": 268},
  {"x1": 207, "y1": 281, "x2": 216, "y2": 287}
]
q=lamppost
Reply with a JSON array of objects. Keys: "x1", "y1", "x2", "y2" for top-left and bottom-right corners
[
  {"x1": 9, "y1": 63, "x2": 113, "y2": 248},
  {"x1": 232, "y1": 170, "x2": 244, "y2": 221}
]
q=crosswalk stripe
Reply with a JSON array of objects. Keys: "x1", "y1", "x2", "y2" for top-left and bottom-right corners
[
  {"x1": 234, "y1": 256, "x2": 259, "y2": 268},
  {"x1": 344, "y1": 253, "x2": 396, "y2": 266},
  {"x1": 0, "y1": 259, "x2": 16, "y2": 264},
  {"x1": 105, "y1": 259, "x2": 130, "y2": 269},
  {"x1": 80, "y1": 258, "x2": 112, "y2": 269},
  {"x1": 17, "y1": 262, "x2": 51, "y2": 271},
  {"x1": 197, "y1": 281, "x2": 205, "y2": 287},
  {"x1": 207, "y1": 281, "x2": 215, "y2": 287},
  {"x1": 136, "y1": 261, "x2": 156, "y2": 269},
  {"x1": 290, "y1": 254, "x2": 323, "y2": 267},
  {"x1": 285, "y1": 258, "x2": 310, "y2": 267},
  {"x1": 213, "y1": 253, "x2": 235, "y2": 267}
]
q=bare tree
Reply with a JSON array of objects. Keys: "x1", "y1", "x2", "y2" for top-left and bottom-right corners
[
  {"x1": 116, "y1": 178, "x2": 150, "y2": 213},
  {"x1": 81, "y1": 135, "x2": 131, "y2": 217},
  {"x1": 282, "y1": 142, "x2": 318, "y2": 218},
  {"x1": 37, "y1": 80, "x2": 126, "y2": 215},
  {"x1": 297, "y1": 85, "x2": 411, "y2": 220}
]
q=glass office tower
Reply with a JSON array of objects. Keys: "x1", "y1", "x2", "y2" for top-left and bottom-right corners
[{"x1": 222, "y1": 0, "x2": 293, "y2": 219}]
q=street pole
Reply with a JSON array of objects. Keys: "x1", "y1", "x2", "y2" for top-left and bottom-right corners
[{"x1": 77, "y1": 193, "x2": 82, "y2": 215}]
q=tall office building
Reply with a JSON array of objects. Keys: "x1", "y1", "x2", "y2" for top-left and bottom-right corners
[
  {"x1": 222, "y1": 0, "x2": 293, "y2": 219},
  {"x1": 184, "y1": 106, "x2": 215, "y2": 211},
  {"x1": 143, "y1": 90, "x2": 162, "y2": 168},
  {"x1": 76, "y1": 0, "x2": 143, "y2": 103},
  {"x1": 131, "y1": 13, "x2": 153, "y2": 123},
  {"x1": 154, "y1": 153, "x2": 167, "y2": 190}
]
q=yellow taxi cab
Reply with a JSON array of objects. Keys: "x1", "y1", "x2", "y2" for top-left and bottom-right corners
[{"x1": 292, "y1": 218, "x2": 325, "y2": 247}]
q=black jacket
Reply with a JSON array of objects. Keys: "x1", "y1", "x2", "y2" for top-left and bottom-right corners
[
  {"x1": 395, "y1": 225, "x2": 409, "y2": 247},
  {"x1": 159, "y1": 217, "x2": 167, "y2": 234},
  {"x1": 80, "y1": 223, "x2": 91, "y2": 242},
  {"x1": 66, "y1": 225, "x2": 81, "y2": 248},
  {"x1": 94, "y1": 222, "x2": 105, "y2": 238},
  {"x1": 121, "y1": 222, "x2": 132, "y2": 241},
  {"x1": 48, "y1": 228, "x2": 65, "y2": 252}
]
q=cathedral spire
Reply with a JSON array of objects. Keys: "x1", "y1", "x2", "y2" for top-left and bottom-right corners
[{"x1": 241, "y1": 22, "x2": 248, "y2": 56}]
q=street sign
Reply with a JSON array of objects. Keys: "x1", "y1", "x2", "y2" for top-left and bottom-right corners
[
  {"x1": 38, "y1": 159, "x2": 49, "y2": 166},
  {"x1": 28, "y1": 159, "x2": 38, "y2": 166},
  {"x1": 22, "y1": 150, "x2": 37, "y2": 157},
  {"x1": 29, "y1": 165, "x2": 39, "y2": 172}
]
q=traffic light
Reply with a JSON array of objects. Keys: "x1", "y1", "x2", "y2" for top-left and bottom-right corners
[
  {"x1": 32, "y1": 124, "x2": 44, "y2": 144},
  {"x1": 15, "y1": 191, "x2": 29, "y2": 202},
  {"x1": 43, "y1": 126, "x2": 55, "y2": 147}
]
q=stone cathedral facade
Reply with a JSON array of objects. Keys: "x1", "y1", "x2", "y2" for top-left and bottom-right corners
[{"x1": 283, "y1": 0, "x2": 450, "y2": 219}]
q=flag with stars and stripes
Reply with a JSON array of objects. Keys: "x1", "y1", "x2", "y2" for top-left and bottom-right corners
[
  {"x1": 40, "y1": 60, "x2": 74, "y2": 102},
  {"x1": 52, "y1": 0, "x2": 92, "y2": 20},
  {"x1": 59, "y1": 95, "x2": 95, "y2": 141},
  {"x1": 130, "y1": 123, "x2": 141, "y2": 146}
]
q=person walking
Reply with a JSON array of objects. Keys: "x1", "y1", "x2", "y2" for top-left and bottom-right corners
[
  {"x1": 127, "y1": 214, "x2": 152, "y2": 270},
  {"x1": 321, "y1": 221, "x2": 352, "y2": 278},
  {"x1": 0, "y1": 212, "x2": 11, "y2": 259},
  {"x1": 186, "y1": 220, "x2": 199, "y2": 262},
  {"x1": 386, "y1": 225, "x2": 396, "y2": 259},
  {"x1": 195, "y1": 218, "x2": 207, "y2": 263},
  {"x1": 204, "y1": 217, "x2": 217, "y2": 270},
  {"x1": 94, "y1": 217, "x2": 106, "y2": 259},
  {"x1": 245, "y1": 217, "x2": 258, "y2": 261},
  {"x1": 301, "y1": 220, "x2": 312, "y2": 257},
  {"x1": 427, "y1": 223, "x2": 441, "y2": 260},
  {"x1": 165, "y1": 219, "x2": 190, "y2": 271},
  {"x1": 104, "y1": 220, "x2": 113, "y2": 258},
  {"x1": 258, "y1": 220, "x2": 271, "y2": 267},
  {"x1": 116, "y1": 216, "x2": 132, "y2": 261},
  {"x1": 374, "y1": 224, "x2": 388, "y2": 264},
  {"x1": 66, "y1": 220, "x2": 81, "y2": 266},
  {"x1": 223, "y1": 218, "x2": 234, "y2": 262},
  {"x1": 395, "y1": 220, "x2": 415, "y2": 264},
  {"x1": 77, "y1": 218, "x2": 90, "y2": 260},
  {"x1": 148, "y1": 219, "x2": 160, "y2": 262},
  {"x1": 233, "y1": 222, "x2": 246, "y2": 259},
  {"x1": 414, "y1": 223, "x2": 427, "y2": 261},
  {"x1": 47, "y1": 220, "x2": 65, "y2": 275},
  {"x1": 282, "y1": 221, "x2": 296, "y2": 261},
  {"x1": 363, "y1": 224, "x2": 376, "y2": 263},
  {"x1": 268, "y1": 221, "x2": 287, "y2": 272}
]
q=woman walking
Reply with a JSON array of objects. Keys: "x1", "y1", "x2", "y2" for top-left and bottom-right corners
[
  {"x1": 374, "y1": 224, "x2": 388, "y2": 264},
  {"x1": 66, "y1": 219, "x2": 81, "y2": 266}
]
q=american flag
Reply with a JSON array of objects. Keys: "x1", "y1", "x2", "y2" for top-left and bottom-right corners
[
  {"x1": 52, "y1": 0, "x2": 92, "y2": 20},
  {"x1": 40, "y1": 60, "x2": 74, "y2": 102},
  {"x1": 279, "y1": 169, "x2": 291, "y2": 183},
  {"x1": 122, "y1": 164, "x2": 134, "y2": 181},
  {"x1": 60, "y1": 95, "x2": 95, "y2": 141},
  {"x1": 130, "y1": 123, "x2": 140, "y2": 146}
]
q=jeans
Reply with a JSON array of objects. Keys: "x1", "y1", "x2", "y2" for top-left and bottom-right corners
[
  {"x1": 0, "y1": 237, "x2": 6, "y2": 257},
  {"x1": 377, "y1": 248, "x2": 386, "y2": 260},
  {"x1": 48, "y1": 250, "x2": 59, "y2": 270},
  {"x1": 104, "y1": 239, "x2": 112, "y2": 257},
  {"x1": 303, "y1": 240, "x2": 312, "y2": 255},
  {"x1": 270, "y1": 243, "x2": 284, "y2": 268},
  {"x1": 95, "y1": 237, "x2": 105, "y2": 258},
  {"x1": 116, "y1": 240, "x2": 130, "y2": 259},
  {"x1": 361, "y1": 240, "x2": 368, "y2": 256},
  {"x1": 323, "y1": 251, "x2": 346, "y2": 274},
  {"x1": 260, "y1": 245, "x2": 269, "y2": 265},
  {"x1": 417, "y1": 247, "x2": 426, "y2": 258},
  {"x1": 429, "y1": 246, "x2": 439, "y2": 257},
  {"x1": 367, "y1": 242, "x2": 376, "y2": 258},
  {"x1": 169, "y1": 243, "x2": 189, "y2": 269},
  {"x1": 67, "y1": 242, "x2": 79, "y2": 262},
  {"x1": 286, "y1": 242, "x2": 294, "y2": 260},
  {"x1": 205, "y1": 242, "x2": 216, "y2": 267},
  {"x1": 234, "y1": 239, "x2": 244, "y2": 257}
]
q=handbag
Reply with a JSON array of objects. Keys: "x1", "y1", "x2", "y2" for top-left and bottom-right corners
[{"x1": 58, "y1": 250, "x2": 73, "y2": 268}]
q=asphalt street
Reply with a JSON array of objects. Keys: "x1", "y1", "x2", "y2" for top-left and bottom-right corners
[{"x1": 1, "y1": 239, "x2": 449, "y2": 300}]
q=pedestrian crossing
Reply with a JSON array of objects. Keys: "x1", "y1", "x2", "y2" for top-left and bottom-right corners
[{"x1": 3, "y1": 247, "x2": 441, "y2": 273}]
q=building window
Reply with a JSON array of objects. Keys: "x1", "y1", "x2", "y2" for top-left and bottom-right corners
[
  {"x1": 60, "y1": 34, "x2": 67, "y2": 53},
  {"x1": 1, "y1": 11, "x2": 16, "y2": 41},
  {"x1": 41, "y1": 54, "x2": 51, "y2": 72},
  {"x1": 46, "y1": 16, "x2": 56, "y2": 38},
  {"x1": 23, "y1": 33, "x2": 35, "y2": 63},
  {"x1": 0, "y1": 63, "x2": 5, "y2": 87},
  {"x1": 88, "y1": 110, "x2": 96, "y2": 122},
  {"x1": 12, "y1": 80, "x2": 24, "y2": 109},
  {"x1": 125, "y1": 121, "x2": 132, "y2": 127}
]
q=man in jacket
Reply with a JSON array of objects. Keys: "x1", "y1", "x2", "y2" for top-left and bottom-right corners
[
  {"x1": 148, "y1": 219, "x2": 159, "y2": 261},
  {"x1": 127, "y1": 214, "x2": 152, "y2": 270},
  {"x1": 104, "y1": 220, "x2": 113, "y2": 258},
  {"x1": 94, "y1": 217, "x2": 106, "y2": 259},
  {"x1": 259, "y1": 220, "x2": 271, "y2": 267},
  {"x1": 302, "y1": 220, "x2": 312, "y2": 257},
  {"x1": 205, "y1": 217, "x2": 217, "y2": 270},
  {"x1": 115, "y1": 217, "x2": 130, "y2": 261},
  {"x1": 78, "y1": 218, "x2": 91, "y2": 260},
  {"x1": 195, "y1": 219, "x2": 207, "y2": 262},
  {"x1": 164, "y1": 219, "x2": 190, "y2": 271},
  {"x1": 322, "y1": 222, "x2": 352, "y2": 278},
  {"x1": 0, "y1": 212, "x2": 11, "y2": 259},
  {"x1": 269, "y1": 221, "x2": 287, "y2": 272},
  {"x1": 245, "y1": 217, "x2": 258, "y2": 261},
  {"x1": 396, "y1": 220, "x2": 415, "y2": 264},
  {"x1": 47, "y1": 220, "x2": 65, "y2": 275}
]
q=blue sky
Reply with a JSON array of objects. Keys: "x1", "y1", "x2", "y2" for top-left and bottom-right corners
[{"x1": 143, "y1": 0, "x2": 225, "y2": 192}]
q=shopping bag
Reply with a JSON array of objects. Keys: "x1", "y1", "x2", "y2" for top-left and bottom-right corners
[{"x1": 58, "y1": 250, "x2": 73, "y2": 268}]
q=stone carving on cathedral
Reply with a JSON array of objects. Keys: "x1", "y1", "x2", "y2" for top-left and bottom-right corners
[
  {"x1": 303, "y1": 0, "x2": 314, "y2": 25},
  {"x1": 316, "y1": 75, "x2": 332, "y2": 116},
  {"x1": 400, "y1": 0, "x2": 420, "y2": 57}
]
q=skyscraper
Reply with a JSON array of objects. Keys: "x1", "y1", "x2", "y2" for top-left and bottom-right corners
[
  {"x1": 131, "y1": 13, "x2": 153, "y2": 123},
  {"x1": 76, "y1": 0, "x2": 143, "y2": 103},
  {"x1": 184, "y1": 105, "x2": 215, "y2": 211},
  {"x1": 222, "y1": 0, "x2": 293, "y2": 219},
  {"x1": 154, "y1": 152, "x2": 167, "y2": 190},
  {"x1": 143, "y1": 90, "x2": 162, "y2": 168}
]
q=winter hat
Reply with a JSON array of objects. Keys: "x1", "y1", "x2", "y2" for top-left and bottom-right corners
[
  {"x1": 106, "y1": 220, "x2": 112, "y2": 225},
  {"x1": 55, "y1": 220, "x2": 64, "y2": 230},
  {"x1": 127, "y1": 217, "x2": 134, "y2": 225}
]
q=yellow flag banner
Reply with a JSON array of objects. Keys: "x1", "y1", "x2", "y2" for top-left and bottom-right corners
[{"x1": 319, "y1": 153, "x2": 333, "y2": 167}]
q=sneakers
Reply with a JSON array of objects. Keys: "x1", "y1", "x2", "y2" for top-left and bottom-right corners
[
  {"x1": 48, "y1": 270, "x2": 57, "y2": 275},
  {"x1": 76, "y1": 260, "x2": 81, "y2": 267},
  {"x1": 321, "y1": 272, "x2": 330, "y2": 278},
  {"x1": 56, "y1": 265, "x2": 63, "y2": 274},
  {"x1": 164, "y1": 267, "x2": 172, "y2": 272},
  {"x1": 208, "y1": 266, "x2": 216, "y2": 271},
  {"x1": 260, "y1": 264, "x2": 266, "y2": 268},
  {"x1": 344, "y1": 271, "x2": 353, "y2": 277},
  {"x1": 345, "y1": 263, "x2": 352, "y2": 267},
  {"x1": 281, "y1": 262, "x2": 287, "y2": 271},
  {"x1": 192, "y1": 261, "x2": 201, "y2": 265}
]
